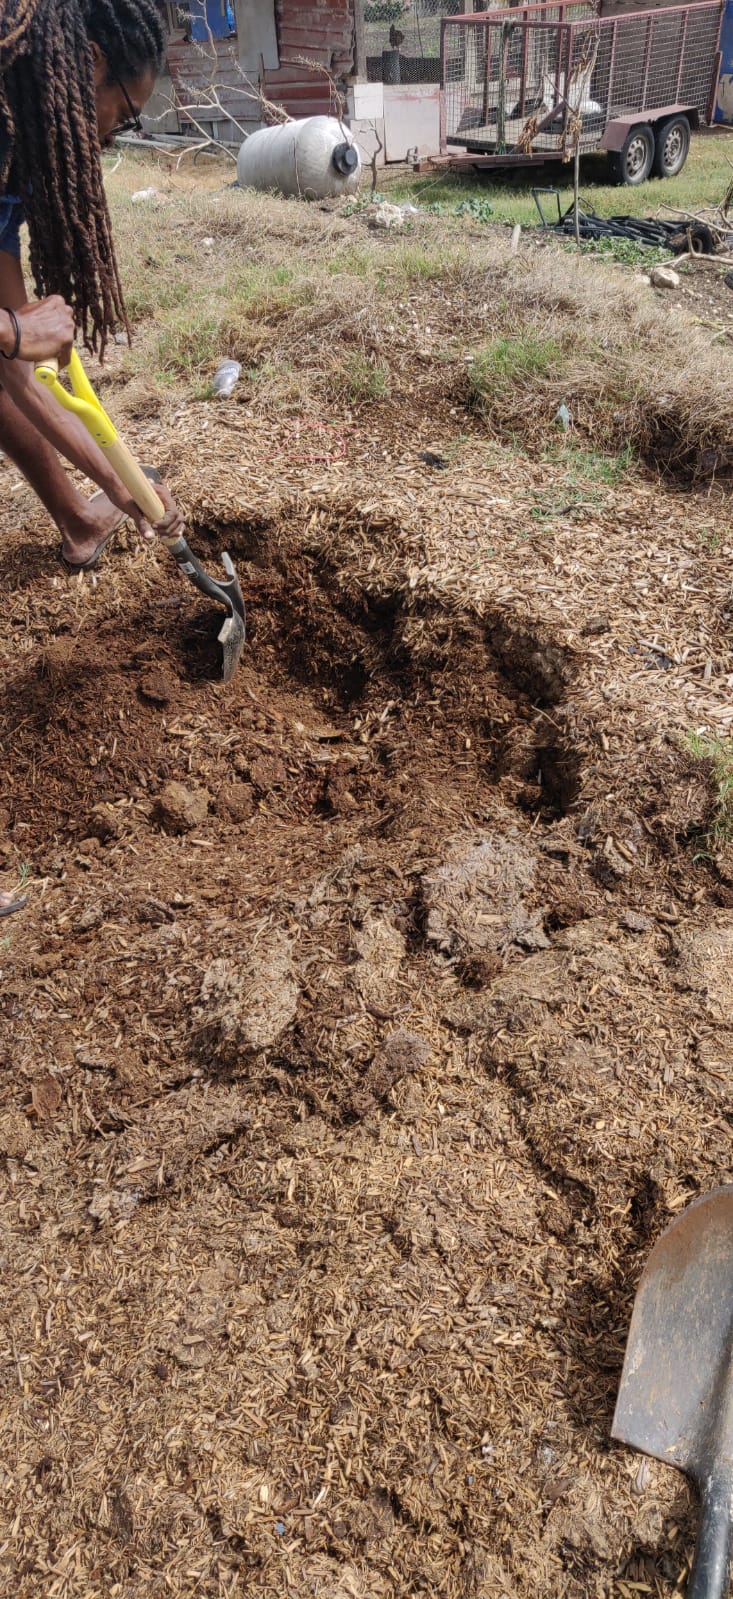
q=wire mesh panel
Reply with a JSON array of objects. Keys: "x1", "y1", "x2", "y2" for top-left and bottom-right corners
[
  {"x1": 442, "y1": 1, "x2": 722, "y2": 154},
  {"x1": 366, "y1": 0, "x2": 464, "y2": 83}
]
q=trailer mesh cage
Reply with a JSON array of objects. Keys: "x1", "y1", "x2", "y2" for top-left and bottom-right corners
[{"x1": 442, "y1": 1, "x2": 722, "y2": 157}]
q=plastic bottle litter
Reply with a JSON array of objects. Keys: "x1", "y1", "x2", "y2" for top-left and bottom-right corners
[{"x1": 212, "y1": 360, "x2": 241, "y2": 399}]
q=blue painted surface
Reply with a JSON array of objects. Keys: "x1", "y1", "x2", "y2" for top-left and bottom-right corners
[
  {"x1": 189, "y1": 0, "x2": 235, "y2": 43},
  {"x1": 715, "y1": 0, "x2": 733, "y2": 121}
]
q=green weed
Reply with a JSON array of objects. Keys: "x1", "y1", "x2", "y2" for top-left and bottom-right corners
[
  {"x1": 336, "y1": 352, "x2": 390, "y2": 404},
  {"x1": 686, "y1": 732, "x2": 733, "y2": 849},
  {"x1": 468, "y1": 334, "x2": 561, "y2": 406},
  {"x1": 390, "y1": 244, "x2": 453, "y2": 282},
  {"x1": 573, "y1": 237, "x2": 669, "y2": 268},
  {"x1": 543, "y1": 442, "x2": 635, "y2": 484},
  {"x1": 699, "y1": 525, "x2": 724, "y2": 552}
]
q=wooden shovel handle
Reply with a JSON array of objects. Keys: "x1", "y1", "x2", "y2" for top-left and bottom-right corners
[{"x1": 104, "y1": 438, "x2": 165, "y2": 524}]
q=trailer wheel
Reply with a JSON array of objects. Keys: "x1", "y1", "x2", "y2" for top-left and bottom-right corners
[
  {"x1": 653, "y1": 114, "x2": 690, "y2": 179},
  {"x1": 608, "y1": 123, "x2": 655, "y2": 186}
]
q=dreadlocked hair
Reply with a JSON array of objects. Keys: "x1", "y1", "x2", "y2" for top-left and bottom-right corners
[{"x1": 0, "y1": 0, "x2": 166, "y2": 351}]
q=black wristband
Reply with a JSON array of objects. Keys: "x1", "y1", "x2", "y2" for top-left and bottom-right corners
[{"x1": 0, "y1": 307, "x2": 21, "y2": 360}]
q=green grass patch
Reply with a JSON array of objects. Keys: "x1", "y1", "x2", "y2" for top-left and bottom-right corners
[
  {"x1": 686, "y1": 732, "x2": 733, "y2": 849},
  {"x1": 387, "y1": 131, "x2": 733, "y2": 229},
  {"x1": 327, "y1": 247, "x2": 373, "y2": 278},
  {"x1": 335, "y1": 352, "x2": 391, "y2": 404},
  {"x1": 542, "y1": 442, "x2": 635, "y2": 483},
  {"x1": 389, "y1": 243, "x2": 455, "y2": 282},
  {"x1": 469, "y1": 334, "x2": 562, "y2": 404}
]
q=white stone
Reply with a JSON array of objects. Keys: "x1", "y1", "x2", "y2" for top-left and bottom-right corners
[{"x1": 650, "y1": 265, "x2": 680, "y2": 290}]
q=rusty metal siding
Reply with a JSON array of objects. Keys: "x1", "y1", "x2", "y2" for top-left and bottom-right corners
[
  {"x1": 167, "y1": 1, "x2": 355, "y2": 129},
  {"x1": 266, "y1": 0, "x2": 356, "y2": 115}
]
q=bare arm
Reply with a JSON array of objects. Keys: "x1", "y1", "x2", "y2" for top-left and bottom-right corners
[{"x1": 0, "y1": 253, "x2": 184, "y2": 539}]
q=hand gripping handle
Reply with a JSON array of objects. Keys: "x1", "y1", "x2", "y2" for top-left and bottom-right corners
[{"x1": 35, "y1": 351, "x2": 166, "y2": 525}]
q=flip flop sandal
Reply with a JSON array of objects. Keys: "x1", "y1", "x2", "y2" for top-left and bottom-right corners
[
  {"x1": 0, "y1": 893, "x2": 29, "y2": 919},
  {"x1": 59, "y1": 506, "x2": 128, "y2": 574}
]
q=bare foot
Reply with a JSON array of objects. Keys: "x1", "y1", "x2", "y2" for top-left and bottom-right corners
[{"x1": 58, "y1": 490, "x2": 127, "y2": 568}]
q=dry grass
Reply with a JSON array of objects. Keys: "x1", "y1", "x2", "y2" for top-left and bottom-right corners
[{"x1": 99, "y1": 151, "x2": 733, "y2": 480}]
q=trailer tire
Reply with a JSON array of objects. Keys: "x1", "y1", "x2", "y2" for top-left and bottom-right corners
[
  {"x1": 653, "y1": 114, "x2": 690, "y2": 179},
  {"x1": 608, "y1": 123, "x2": 655, "y2": 186}
]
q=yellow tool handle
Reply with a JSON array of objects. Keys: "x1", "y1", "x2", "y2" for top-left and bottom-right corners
[{"x1": 35, "y1": 351, "x2": 166, "y2": 523}]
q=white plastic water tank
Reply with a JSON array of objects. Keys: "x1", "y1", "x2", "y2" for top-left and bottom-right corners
[{"x1": 236, "y1": 116, "x2": 361, "y2": 201}]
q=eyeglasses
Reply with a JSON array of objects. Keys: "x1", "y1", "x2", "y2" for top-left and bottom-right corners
[{"x1": 112, "y1": 76, "x2": 144, "y2": 136}]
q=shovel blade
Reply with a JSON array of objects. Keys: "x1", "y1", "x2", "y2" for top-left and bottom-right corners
[
  {"x1": 612, "y1": 1187, "x2": 733, "y2": 1482},
  {"x1": 218, "y1": 610, "x2": 246, "y2": 683}
]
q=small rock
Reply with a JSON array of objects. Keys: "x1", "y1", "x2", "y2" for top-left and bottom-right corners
[
  {"x1": 212, "y1": 359, "x2": 241, "y2": 399},
  {"x1": 200, "y1": 930, "x2": 299, "y2": 1057},
  {"x1": 250, "y1": 754, "x2": 286, "y2": 794},
  {"x1": 75, "y1": 905, "x2": 104, "y2": 933},
  {"x1": 77, "y1": 837, "x2": 101, "y2": 857},
  {"x1": 650, "y1": 265, "x2": 680, "y2": 290},
  {"x1": 0, "y1": 1109, "x2": 33, "y2": 1158},
  {"x1": 622, "y1": 910, "x2": 652, "y2": 933},
  {"x1": 364, "y1": 1029, "x2": 431, "y2": 1100},
  {"x1": 155, "y1": 781, "x2": 210, "y2": 834},
  {"x1": 29, "y1": 1072, "x2": 63, "y2": 1120},
  {"x1": 369, "y1": 201, "x2": 404, "y2": 231},
  {"x1": 131, "y1": 186, "x2": 166, "y2": 204}
]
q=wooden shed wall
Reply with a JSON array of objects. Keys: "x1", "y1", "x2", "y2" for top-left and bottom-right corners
[
  {"x1": 267, "y1": 0, "x2": 356, "y2": 115},
  {"x1": 167, "y1": 0, "x2": 356, "y2": 127}
]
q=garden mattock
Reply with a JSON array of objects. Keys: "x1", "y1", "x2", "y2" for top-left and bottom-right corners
[
  {"x1": 35, "y1": 350, "x2": 246, "y2": 682},
  {"x1": 613, "y1": 1187, "x2": 733, "y2": 1598}
]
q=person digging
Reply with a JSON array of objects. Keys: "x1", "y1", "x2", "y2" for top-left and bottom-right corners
[
  {"x1": 0, "y1": 0, "x2": 185, "y2": 571},
  {"x1": 0, "y1": 0, "x2": 186, "y2": 918}
]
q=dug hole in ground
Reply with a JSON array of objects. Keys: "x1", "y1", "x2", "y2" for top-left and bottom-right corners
[{"x1": 2, "y1": 159, "x2": 733, "y2": 1598}]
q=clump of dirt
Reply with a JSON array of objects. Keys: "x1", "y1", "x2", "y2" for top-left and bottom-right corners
[
  {"x1": 156, "y1": 780, "x2": 211, "y2": 833},
  {"x1": 199, "y1": 930, "x2": 300, "y2": 1061},
  {"x1": 422, "y1": 827, "x2": 547, "y2": 955}
]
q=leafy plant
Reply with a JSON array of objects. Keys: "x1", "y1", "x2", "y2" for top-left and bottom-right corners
[
  {"x1": 573, "y1": 237, "x2": 669, "y2": 267},
  {"x1": 427, "y1": 197, "x2": 495, "y2": 225},
  {"x1": 699, "y1": 525, "x2": 723, "y2": 552}
]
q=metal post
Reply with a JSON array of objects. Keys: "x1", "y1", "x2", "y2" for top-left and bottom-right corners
[
  {"x1": 674, "y1": 7, "x2": 689, "y2": 99},
  {"x1": 640, "y1": 12, "x2": 654, "y2": 107},
  {"x1": 382, "y1": 47, "x2": 401, "y2": 84},
  {"x1": 353, "y1": 0, "x2": 366, "y2": 80}
]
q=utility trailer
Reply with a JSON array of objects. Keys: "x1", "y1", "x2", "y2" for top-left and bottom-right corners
[{"x1": 439, "y1": 0, "x2": 723, "y2": 182}]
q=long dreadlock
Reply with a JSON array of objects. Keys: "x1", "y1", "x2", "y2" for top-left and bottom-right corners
[{"x1": 0, "y1": 0, "x2": 166, "y2": 350}]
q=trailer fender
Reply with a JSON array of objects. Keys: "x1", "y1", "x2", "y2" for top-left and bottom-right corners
[{"x1": 600, "y1": 106, "x2": 699, "y2": 152}]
